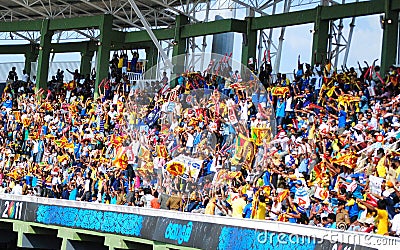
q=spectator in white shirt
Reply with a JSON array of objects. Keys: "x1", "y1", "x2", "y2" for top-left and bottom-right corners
[{"x1": 390, "y1": 204, "x2": 400, "y2": 236}]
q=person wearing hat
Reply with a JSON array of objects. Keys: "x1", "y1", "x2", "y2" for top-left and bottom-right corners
[{"x1": 242, "y1": 196, "x2": 253, "y2": 219}]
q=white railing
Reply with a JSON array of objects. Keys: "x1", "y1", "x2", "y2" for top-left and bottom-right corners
[
  {"x1": 126, "y1": 72, "x2": 144, "y2": 84},
  {"x1": 355, "y1": 131, "x2": 400, "y2": 173}
]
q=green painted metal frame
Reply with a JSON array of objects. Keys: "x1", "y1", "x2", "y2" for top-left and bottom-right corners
[
  {"x1": 94, "y1": 14, "x2": 113, "y2": 99},
  {"x1": 36, "y1": 19, "x2": 53, "y2": 91},
  {"x1": 172, "y1": 15, "x2": 189, "y2": 73},
  {"x1": 0, "y1": 0, "x2": 398, "y2": 88},
  {"x1": 381, "y1": 0, "x2": 400, "y2": 71},
  {"x1": 311, "y1": 6, "x2": 330, "y2": 65}
]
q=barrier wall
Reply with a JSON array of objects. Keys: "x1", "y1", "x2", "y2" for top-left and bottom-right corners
[{"x1": 0, "y1": 194, "x2": 399, "y2": 250}]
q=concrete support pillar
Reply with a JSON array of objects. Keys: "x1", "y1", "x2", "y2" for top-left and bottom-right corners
[
  {"x1": 381, "y1": 0, "x2": 399, "y2": 72},
  {"x1": 153, "y1": 241, "x2": 167, "y2": 250},
  {"x1": 172, "y1": 15, "x2": 189, "y2": 74},
  {"x1": 36, "y1": 19, "x2": 54, "y2": 91},
  {"x1": 24, "y1": 46, "x2": 38, "y2": 76},
  {"x1": 94, "y1": 14, "x2": 113, "y2": 99},
  {"x1": 241, "y1": 17, "x2": 257, "y2": 71},
  {"x1": 0, "y1": 222, "x2": 17, "y2": 248},
  {"x1": 13, "y1": 222, "x2": 60, "y2": 249},
  {"x1": 105, "y1": 235, "x2": 129, "y2": 250},
  {"x1": 311, "y1": 6, "x2": 330, "y2": 65},
  {"x1": 80, "y1": 48, "x2": 95, "y2": 79},
  {"x1": 58, "y1": 229, "x2": 107, "y2": 250}
]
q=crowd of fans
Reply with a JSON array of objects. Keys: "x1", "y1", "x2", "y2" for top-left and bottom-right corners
[{"x1": 1, "y1": 53, "x2": 400, "y2": 238}]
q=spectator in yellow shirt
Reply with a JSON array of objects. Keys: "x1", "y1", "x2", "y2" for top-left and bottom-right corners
[
  {"x1": 231, "y1": 194, "x2": 247, "y2": 218},
  {"x1": 252, "y1": 195, "x2": 267, "y2": 220},
  {"x1": 357, "y1": 199, "x2": 389, "y2": 235}
]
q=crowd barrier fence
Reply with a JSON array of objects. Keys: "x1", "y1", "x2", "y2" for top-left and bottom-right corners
[{"x1": 0, "y1": 194, "x2": 398, "y2": 250}]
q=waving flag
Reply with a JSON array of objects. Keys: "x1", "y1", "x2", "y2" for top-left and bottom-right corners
[
  {"x1": 29, "y1": 132, "x2": 39, "y2": 140},
  {"x1": 22, "y1": 117, "x2": 31, "y2": 127},
  {"x1": 285, "y1": 154, "x2": 296, "y2": 167},
  {"x1": 40, "y1": 102, "x2": 53, "y2": 111},
  {"x1": 54, "y1": 136, "x2": 68, "y2": 147},
  {"x1": 166, "y1": 161, "x2": 185, "y2": 176},
  {"x1": 229, "y1": 82, "x2": 245, "y2": 90},
  {"x1": 57, "y1": 154, "x2": 69, "y2": 163},
  {"x1": 231, "y1": 134, "x2": 255, "y2": 168},
  {"x1": 311, "y1": 161, "x2": 326, "y2": 183},
  {"x1": 138, "y1": 146, "x2": 151, "y2": 162},
  {"x1": 314, "y1": 186, "x2": 329, "y2": 200},
  {"x1": 113, "y1": 147, "x2": 128, "y2": 170},
  {"x1": 110, "y1": 134, "x2": 126, "y2": 148},
  {"x1": 156, "y1": 145, "x2": 168, "y2": 158},
  {"x1": 331, "y1": 152, "x2": 358, "y2": 169},
  {"x1": 271, "y1": 87, "x2": 289, "y2": 96},
  {"x1": 13, "y1": 111, "x2": 21, "y2": 122},
  {"x1": 146, "y1": 106, "x2": 161, "y2": 127},
  {"x1": 277, "y1": 214, "x2": 288, "y2": 222},
  {"x1": 276, "y1": 189, "x2": 289, "y2": 203},
  {"x1": 251, "y1": 127, "x2": 271, "y2": 146}
]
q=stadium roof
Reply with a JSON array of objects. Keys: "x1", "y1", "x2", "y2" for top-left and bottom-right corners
[{"x1": 0, "y1": 0, "x2": 204, "y2": 29}]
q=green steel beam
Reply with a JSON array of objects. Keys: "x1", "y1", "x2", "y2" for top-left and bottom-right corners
[
  {"x1": 36, "y1": 19, "x2": 53, "y2": 91},
  {"x1": 251, "y1": 0, "x2": 400, "y2": 31},
  {"x1": 242, "y1": 17, "x2": 257, "y2": 68},
  {"x1": 181, "y1": 19, "x2": 247, "y2": 38},
  {"x1": 320, "y1": 0, "x2": 390, "y2": 21},
  {"x1": 381, "y1": 0, "x2": 399, "y2": 71},
  {"x1": 0, "y1": 41, "x2": 97, "y2": 55},
  {"x1": 24, "y1": 47, "x2": 39, "y2": 75},
  {"x1": 0, "y1": 45, "x2": 32, "y2": 54},
  {"x1": 111, "y1": 42, "x2": 154, "y2": 51},
  {"x1": 124, "y1": 28, "x2": 174, "y2": 44},
  {"x1": 94, "y1": 14, "x2": 113, "y2": 99},
  {"x1": 312, "y1": 6, "x2": 330, "y2": 65},
  {"x1": 48, "y1": 15, "x2": 103, "y2": 31},
  {"x1": 145, "y1": 45, "x2": 158, "y2": 78},
  {"x1": 0, "y1": 20, "x2": 42, "y2": 32},
  {"x1": 111, "y1": 31, "x2": 126, "y2": 44},
  {"x1": 0, "y1": 16, "x2": 103, "y2": 32},
  {"x1": 80, "y1": 44, "x2": 95, "y2": 78},
  {"x1": 173, "y1": 15, "x2": 189, "y2": 74},
  {"x1": 251, "y1": 9, "x2": 316, "y2": 30},
  {"x1": 0, "y1": 0, "x2": 399, "y2": 36},
  {"x1": 51, "y1": 41, "x2": 98, "y2": 53}
]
